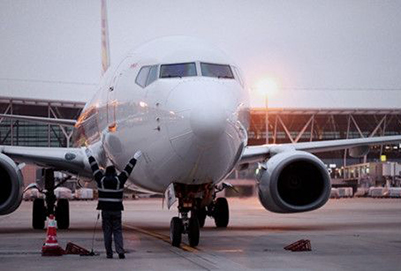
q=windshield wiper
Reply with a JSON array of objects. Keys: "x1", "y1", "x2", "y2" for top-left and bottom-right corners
[{"x1": 163, "y1": 75, "x2": 182, "y2": 79}]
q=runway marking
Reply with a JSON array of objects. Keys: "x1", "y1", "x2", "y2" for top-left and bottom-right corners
[
  {"x1": 123, "y1": 224, "x2": 199, "y2": 252},
  {"x1": 216, "y1": 249, "x2": 243, "y2": 253},
  {"x1": 123, "y1": 224, "x2": 252, "y2": 271},
  {"x1": 0, "y1": 251, "x2": 41, "y2": 255}
]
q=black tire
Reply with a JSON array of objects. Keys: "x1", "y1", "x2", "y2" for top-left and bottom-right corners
[
  {"x1": 32, "y1": 198, "x2": 46, "y2": 229},
  {"x1": 196, "y1": 208, "x2": 207, "y2": 228},
  {"x1": 188, "y1": 216, "x2": 200, "y2": 247},
  {"x1": 214, "y1": 198, "x2": 229, "y2": 228},
  {"x1": 170, "y1": 217, "x2": 182, "y2": 247},
  {"x1": 55, "y1": 199, "x2": 70, "y2": 229}
]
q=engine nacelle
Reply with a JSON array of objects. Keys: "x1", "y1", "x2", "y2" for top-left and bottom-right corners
[
  {"x1": 256, "y1": 151, "x2": 331, "y2": 213},
  {"x1": 348, "y1": 145, "x2": 370, "y2": 158},
  {"x1": 0, "y1": 153, "x2": 24, "y2": 215}
]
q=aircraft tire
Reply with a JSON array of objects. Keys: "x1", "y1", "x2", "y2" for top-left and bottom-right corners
[
  {"x1": 170, "y1": 217, "x2": 182, "y2": 247},
  {"x1": 188, "y1": 216, "x2": 200, "y2": 247},
  {"x1": 213, "y1": 198, "x2": 229, "y2": 228},
  {"x1": 55, "y1": 199, "x2": 70, "y2": 229},
  {"x1": 32, "y1": 198, "x2": 46, "y2": 229},
  {"x1": 196, "y1": 208, "x2": 207, "y2": 228}
]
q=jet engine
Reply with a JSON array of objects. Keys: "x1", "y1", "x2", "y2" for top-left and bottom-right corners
[
  {"x1": 256, "y1": 151, "x2": 331, "y2": 213},
  {"x1": 0, "y1": 153, "x2": 24, "y2": 215}
]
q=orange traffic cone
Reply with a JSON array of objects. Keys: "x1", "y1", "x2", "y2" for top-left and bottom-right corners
[{"x1": 42, "y1": 215, "x2": 64, "y2": 256}]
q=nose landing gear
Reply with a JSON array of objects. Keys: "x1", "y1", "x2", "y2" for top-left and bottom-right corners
[
  {"x1": 168, "y1": 182, "x2": 234, "y2": 248},
  {"x1": 170, "y1": 217, "x2": 183, "y2": 247},
  {"x1": 170, "y1": 204, "x2": 200, "y2": 247}
]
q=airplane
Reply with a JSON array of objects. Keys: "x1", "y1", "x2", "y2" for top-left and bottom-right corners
[{"x1": 1, "y1": 0, "x2": 401, "y2": 248}]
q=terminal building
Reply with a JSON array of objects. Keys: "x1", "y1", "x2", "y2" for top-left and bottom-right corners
[{"x1": 1, "y1": 82, "x2": 401, "y2": 194}]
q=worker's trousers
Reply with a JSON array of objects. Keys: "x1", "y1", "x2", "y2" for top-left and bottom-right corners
[{"x1": 101, "y1": 210, "x2": 124, "y2": 256}]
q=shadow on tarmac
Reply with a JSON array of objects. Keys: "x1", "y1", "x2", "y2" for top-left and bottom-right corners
[{"x1": 1, "y1": 221, "x2": 400, "y2": 234}]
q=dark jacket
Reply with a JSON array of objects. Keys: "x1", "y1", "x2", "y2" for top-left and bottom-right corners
[{"x1": 89, "y1": 156, "x2": 137, "y2": 211}]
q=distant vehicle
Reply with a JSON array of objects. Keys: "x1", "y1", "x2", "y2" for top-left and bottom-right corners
[{"x1": 1, "y1": 0, "x2": 401, "y2": 247}]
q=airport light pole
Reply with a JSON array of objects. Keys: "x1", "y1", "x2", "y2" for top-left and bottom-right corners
[
  {"x1": 265, "y1": 94, "x2": 269, "y2": 144},
  {"x1": 256, "y1": 78, "x2": 278, "y2": 145}
]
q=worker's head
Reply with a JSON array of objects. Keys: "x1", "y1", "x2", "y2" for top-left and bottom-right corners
[{"x1": 105, "y1": 166, "x2": 116, "y2": 175}]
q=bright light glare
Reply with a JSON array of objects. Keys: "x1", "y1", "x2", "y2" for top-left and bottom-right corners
[
  {"x1": 139, "y1": 101, "x2": 147, "y2": 108},
  {"x1": 255, "y1": 78, "x2": 279, "y2": 95}
]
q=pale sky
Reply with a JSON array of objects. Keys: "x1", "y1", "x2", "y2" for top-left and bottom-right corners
[{"x1": 1, "y1": 0, "x2": 401, "y2": 108}]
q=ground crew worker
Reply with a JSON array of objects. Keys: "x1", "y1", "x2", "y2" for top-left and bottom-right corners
[{"x1": 86, "y1": 149, "x2": 142, "y2": 259}]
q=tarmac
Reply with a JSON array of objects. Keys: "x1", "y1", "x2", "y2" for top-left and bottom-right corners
[{"x1": 0, "y1": 197, "x2": 400, "y2": 271}]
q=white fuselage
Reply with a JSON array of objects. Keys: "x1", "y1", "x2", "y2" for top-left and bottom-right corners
[{"x1": 74, "y1": 37, "x2": 250, "y2": 192}]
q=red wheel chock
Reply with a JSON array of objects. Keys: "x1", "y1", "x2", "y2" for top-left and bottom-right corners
[{"x1": 284, "y1": 239, "x2": 312, "y2": 252}]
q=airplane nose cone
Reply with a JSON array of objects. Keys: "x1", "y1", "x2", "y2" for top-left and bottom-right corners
[
  {"x1": 190, "y1": 102, "x2": 227, "y2": 142},
  {"x1": 164, "y1": 79, "x2": 240, "y2": 164},
  {"x1": 165, "y1": 80, "x2": 235, "y2": 145}
]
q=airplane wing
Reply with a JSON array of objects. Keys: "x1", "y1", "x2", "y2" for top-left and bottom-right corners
[
  {"x1": 0, "y1": 145, "x2": 91, "y2": 177},
  {"x1": 0, "y1": 114, "x2": 76, "y2": 127},
  {"x1": 241, "y1": 135, "x2": 401, "y2": 164}
]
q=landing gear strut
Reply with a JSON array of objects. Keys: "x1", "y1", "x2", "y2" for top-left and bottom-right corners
[{"x1": 31, "y1": 169, "x2": 70, "y2": 230}]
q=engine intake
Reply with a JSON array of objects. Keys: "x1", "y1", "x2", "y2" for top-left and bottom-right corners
[
  {"x1": 257, "y1": 151, "x2": 331, "y2": 213},
  {"x1": 0, "y1": 153, "x2": 24, "y2": 215}
]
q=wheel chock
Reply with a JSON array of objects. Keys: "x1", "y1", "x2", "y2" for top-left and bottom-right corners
[
  {"x1": 284, "y1": 239, "x2": 312, "y2": 252},
  {"x1": 64, "y1": 242, "x2": 93, "y2": 256}
]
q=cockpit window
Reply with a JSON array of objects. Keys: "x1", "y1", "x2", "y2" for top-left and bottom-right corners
[
  {"x1": 136, "y1": 66, "x2": 150, "y2": 87},
  {"x1": 146, "y1": 65, "x2": 158, "y2": 86},
  {"x1": 232, "y1": 66, "x2": 244, "y2": 87},
  {"x1": 200, "y1": 63, "x2": 234, "y2": 79},
  {"x1": 160, "y1": 62, "x2": 197, "y2": 78},
  {"x1": 136, "y1": 65, "x2": 158, "y2": 88}
]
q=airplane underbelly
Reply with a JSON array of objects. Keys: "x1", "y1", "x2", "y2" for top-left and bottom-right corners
[{"x1": 129, "y1": 127, "x2": 242, "y2": 193}]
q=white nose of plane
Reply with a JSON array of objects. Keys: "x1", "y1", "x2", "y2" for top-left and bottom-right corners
[
  {"x1": 190, "y1": 100, "x2": 228, "y2": 142},
  {"x1": 165, "y1": 79, "x2": 236, "y2": 145},
  {"x1": 159, "y1": 78, "x2": 245, "y2": 184}
]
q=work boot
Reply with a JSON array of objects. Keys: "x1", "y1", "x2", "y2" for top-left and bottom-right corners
[
  {"x1": 107, "y1": 254, "x2": 113, "y2": 259},
  {"x1": 118, "y1": 253, "x2": 125, "y2": 259}
]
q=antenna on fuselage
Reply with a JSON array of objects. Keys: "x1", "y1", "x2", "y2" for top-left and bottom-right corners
[{"x1": 101, "y1": 0, "x2": 111, "y2": 76}]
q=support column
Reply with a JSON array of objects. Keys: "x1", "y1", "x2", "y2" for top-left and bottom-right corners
[
  {"x1": 265, "y1": 96, "x2": 269, "y2": 144},
  {"x1": 277, "y1": 115, "x2": 295, "y2": 143},
  {"x1": 379, "y1": 115, "x2": 387, "y2": 157},
  {"x1": 10, "y1": 102, "x2": 13, "y2": 146},
  {"x1": 0, "y1": 104, "x2": 11, "y2": 124},
  {"x1": 49, "y1": 106, "x2": 71, "y2": 148},
  {"x1": 47, "y1": 104, "x2": 51, "y2": 147},
  {"x1": 294, "y1": 115, "x2": 314, "y2": 143},
  {"x1": 343, "y1": 115, "x2": 351, "y2": 167},
  {"x1": 273, "y1": 115, "x2": 278, "y2": 144},
  {"x1": 309, "y1": 115, "x2": 314, "y2": 142}
]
